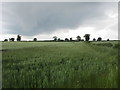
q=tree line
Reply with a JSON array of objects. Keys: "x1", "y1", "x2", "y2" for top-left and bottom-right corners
[
  {"x1": 4, "y1": 35, "x2": 21, "y2": 42},
  {"x1": 3, "y1": 34, "x2": 110, "y2": 42},
  {"x1": 52, "y1": 34, "x2": 109, "y2": 42}
]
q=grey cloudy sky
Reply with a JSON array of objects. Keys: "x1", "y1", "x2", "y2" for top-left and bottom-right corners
[{"x1": 1, "y1": 2, "x2": 118, "y2": 40}]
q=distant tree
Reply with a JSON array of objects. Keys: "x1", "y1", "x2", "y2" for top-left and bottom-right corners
[
  {"x1": 97, "y1": 37, "x2": 102, "y2": 41},
  {"x1": 84, "y1": 34, "x2": 90, "y2": 41},
  {"x1": 76, "y1": 36, "x2": 81, "y2": 41},
  {"x1": 93, "y1": 38, "x2": 96, "y2": 41},
  {"x1": 17, "y1": 35, "x2": 21, "y2": 41},
  {"x1": 65, "y1": 38, "x2": 69, "y2": 41},
  {"x1": 107, "y1": 39, "x2": 109, "y2": 41},
  {"x1": 58, "y1": 38, "x2": 61, "y2": 41},
  {"x1": 9, "y1": 38, "x2": 15, "y2": 41},
  {"x1": 81, "y1": 39, "x2": 84, "y2": 41},
  {"x1": 70, "y1": 38, "x2": 72, "y2": 41},
  {"x1": 4, "y1": 39, "x2": 8, "y2": 41},
  {"x1": 33, "y1": 38, "x2": 37, "y2": 41},
  {"x1": 53, "y1": 36, "x2": 57, "y2": 41},
  {"x1": 60, "y1": 40, "x2": 64, "y2": 42}
]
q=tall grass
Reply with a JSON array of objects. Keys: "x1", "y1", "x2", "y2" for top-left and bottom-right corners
[{"x1": 2, "y1": 42, "x2": 118, "y2": 88}]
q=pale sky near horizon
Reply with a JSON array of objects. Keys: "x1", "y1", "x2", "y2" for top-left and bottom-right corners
[{"x1": 1, "y1": 2, "x2": 118, "y2": 41}]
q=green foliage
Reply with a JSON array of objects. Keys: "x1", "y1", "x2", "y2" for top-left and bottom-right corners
[
  {"x1": 2, "y1": 42, "x2": 118, "y2": 88},
  {"x1": 93, "y1": 43, "x2": 113, "y2": 47},
  {"x1": 113, "y1": 43, "x2": 120, "y2": 49}
]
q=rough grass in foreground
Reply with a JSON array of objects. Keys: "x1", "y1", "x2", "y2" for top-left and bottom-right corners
[{"x1": 2, "y1": 42, "x2": 118, "y2": 88}]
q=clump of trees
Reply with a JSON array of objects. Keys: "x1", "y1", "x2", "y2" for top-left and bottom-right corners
[
  {"x1": 53, "y1": 36, "x2": 57, "y2": 41},
  {"x1": 107, "y1": 39, "x2": 109, "y2": 41},
  {"x1": 33, "y1": 38, "x2": 37, "y2": 41},
  {"x1": 4, "y1": 39, "x2": 8, "y2": 41},
  {"x1": 84, "y1": 34, "x2": 90, "y2": 41},
  {"x1": 58, "y1": 38, "x2": 61, "y2": 41},
  {"x1": 81, "y1": 39, "x2": 84, "y2": 41},
  {"x1": 17, "y1": 35, "x2": 21, "y2": 41},
  {"x1": 70, "y1": 38, "x2": 72, "y2": 41},
  {"x1": 97, "y1": 37, "x2": 102, "y2": 41},
  {"x1": 9, "y1": 38, "x2": 15, "y2": 41},
  {"x1": 51, "y1": 34, "x2": 110, "y2": 42},
  {"x1": 76, "y1": 36, "x2": 81, "y2": 41},
  {"x1": 93, "y1": 38, "x2": 96, "y2": 41},
  {"x1": 65, "y1": 38, "x2": 69, "y2": 41},
  {"x1": 3, "y1": 34, "x2": 110, "y2": 42},
  {"x1": 3, "y1": 35, "x2": 22, "y2": 42},
  {"x1": 52, "y1": 34, "x2": 90, "y2": 42}
]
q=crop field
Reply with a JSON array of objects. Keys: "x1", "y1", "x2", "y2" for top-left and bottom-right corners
[{"x1": 2, "y1": 41, "x2": 119, "y2": 88}]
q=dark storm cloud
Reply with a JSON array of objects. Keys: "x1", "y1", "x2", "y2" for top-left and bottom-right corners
[{"x1": 2, "y1": 2, "x2": 117, "y2": 36}]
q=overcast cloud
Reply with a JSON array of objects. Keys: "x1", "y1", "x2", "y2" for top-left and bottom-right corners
[{"x1": 1, "y1": 2, "x2": 118, "y2": 40}]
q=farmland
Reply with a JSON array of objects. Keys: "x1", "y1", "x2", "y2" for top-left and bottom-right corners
[{"x1": 2, "y1": 41, "x2": 119, "y2": 88}]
